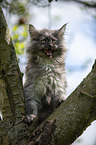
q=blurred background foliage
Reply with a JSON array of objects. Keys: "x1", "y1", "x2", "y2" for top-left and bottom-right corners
[
  {"x1": 12, "y1": 24, "x2": 28, "y2": 54},
  {"x1": 1, "y1": 0, "x2": 30, "y2": 54}
]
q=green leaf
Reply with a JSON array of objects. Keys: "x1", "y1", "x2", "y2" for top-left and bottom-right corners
[
  {"x1": 14, "y1": 42, "x2": 25, "y2": 54},
  {"x1": 13, "y1": 25, "x2": 18, "y2": 31},
  {"x1": 12, "y1": 34, "x2": 19, "y2": 40}
]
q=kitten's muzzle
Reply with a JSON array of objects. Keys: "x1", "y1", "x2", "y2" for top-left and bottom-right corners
[{"x1": 42, "y1": 48, "x2": 54, "y2": 58}]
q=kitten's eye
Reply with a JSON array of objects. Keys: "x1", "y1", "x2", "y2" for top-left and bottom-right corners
[{"x1": 41, "y1": 40, "x2": 46, "y2": 43}]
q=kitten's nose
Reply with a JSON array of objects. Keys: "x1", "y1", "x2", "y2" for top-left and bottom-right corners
[
  {"x1": 49, "y1": 44, "x2": 52, "y2": 48},
  {"x1": 49, "y1": 41, "x2": 53, "y2": 48}
]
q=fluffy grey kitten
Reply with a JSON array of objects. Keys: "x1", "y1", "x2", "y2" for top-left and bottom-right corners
[{"x1": 24, "y1": 24, "x2": 67, "y2": 123}]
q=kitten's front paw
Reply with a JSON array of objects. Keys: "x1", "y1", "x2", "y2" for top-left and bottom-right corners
[{"x1": 26, "y1": 114, "x2": 37, "y2": 123}]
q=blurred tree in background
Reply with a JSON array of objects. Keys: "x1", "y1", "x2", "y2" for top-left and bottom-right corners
[{"x1": 1, "y1": 0, "x2": 29, "y2": 55}]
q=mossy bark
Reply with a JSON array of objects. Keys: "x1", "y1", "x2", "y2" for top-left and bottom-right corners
[
  {"x1": 0, "y1": 6, "x2": 96, "y2": 145},
  {"x1": 0, "y1": 6, "x2": 30, "y2": 144},
  {"x1": 48, "y1": 61, "x2": 96, "y2": 145}
]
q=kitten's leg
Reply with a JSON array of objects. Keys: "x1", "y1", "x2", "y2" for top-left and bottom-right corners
[
  {"x1": 24, "y1": 87, "x2": 39, "y2": 122},
  {"x1": 25, "y1": 99, "x2": 38, "y2": 122}
]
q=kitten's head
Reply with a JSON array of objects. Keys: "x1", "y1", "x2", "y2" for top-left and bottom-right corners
[{"x1": 28, "y1": 24, "x2": 67, "y2": 59}]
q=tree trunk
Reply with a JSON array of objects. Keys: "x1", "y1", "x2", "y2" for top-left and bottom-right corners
[
  {"x1": 0, "y1": 6, "x2": 30, "y2": 144},
  {"x1": 0, "y1": 6, "x2": 96, "y2": 145}
]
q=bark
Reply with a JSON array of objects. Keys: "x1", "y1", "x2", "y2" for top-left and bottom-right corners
[
  {"x1": 0, "y1": 6, "x2": 96, "y2": 145},
  {"x1": 0, "y1": 6, "x2": 30, "y2": 144}
]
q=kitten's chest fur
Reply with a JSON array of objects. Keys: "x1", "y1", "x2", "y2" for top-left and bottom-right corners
[
  {"x1": 26, "y1": 57, "x2": 66, "y2": 121},
  {"x1": 26, "y1": 57, "x2": 65, "y2": 100}
]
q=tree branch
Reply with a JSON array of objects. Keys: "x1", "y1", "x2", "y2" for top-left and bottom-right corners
[
  {"x1": 72, "y1": 0, "x2": 96, "y2": 8},
  {"x1": 0, "y1": 6, "x2": 27, "y2": 143},
  {"x1": 59, "y1": 0, "x2": 96, "y2": 8},
  {"x1": 28, "y1": 60, "x2": 96, "y2": 145}
]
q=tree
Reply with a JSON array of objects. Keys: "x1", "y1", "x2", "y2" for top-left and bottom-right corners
[
  {"x1": 0, "y1": 6, "x2": 96, "y2": 145},
  {"x1": 49, "y1": 0, "x2": 96, "y2": 8}
]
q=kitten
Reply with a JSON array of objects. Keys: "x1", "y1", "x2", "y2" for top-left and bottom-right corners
[{"x1": 24, "y1": 24, "x2": 67, "y2": 123}]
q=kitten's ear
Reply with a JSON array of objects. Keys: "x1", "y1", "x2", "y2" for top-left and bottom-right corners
[
  {"x1": 57, "y1": 23, "x2": 68, "y2": 37},
  {"x1": 29, "y1": 24, "x2": 38, "y2": 38}
]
